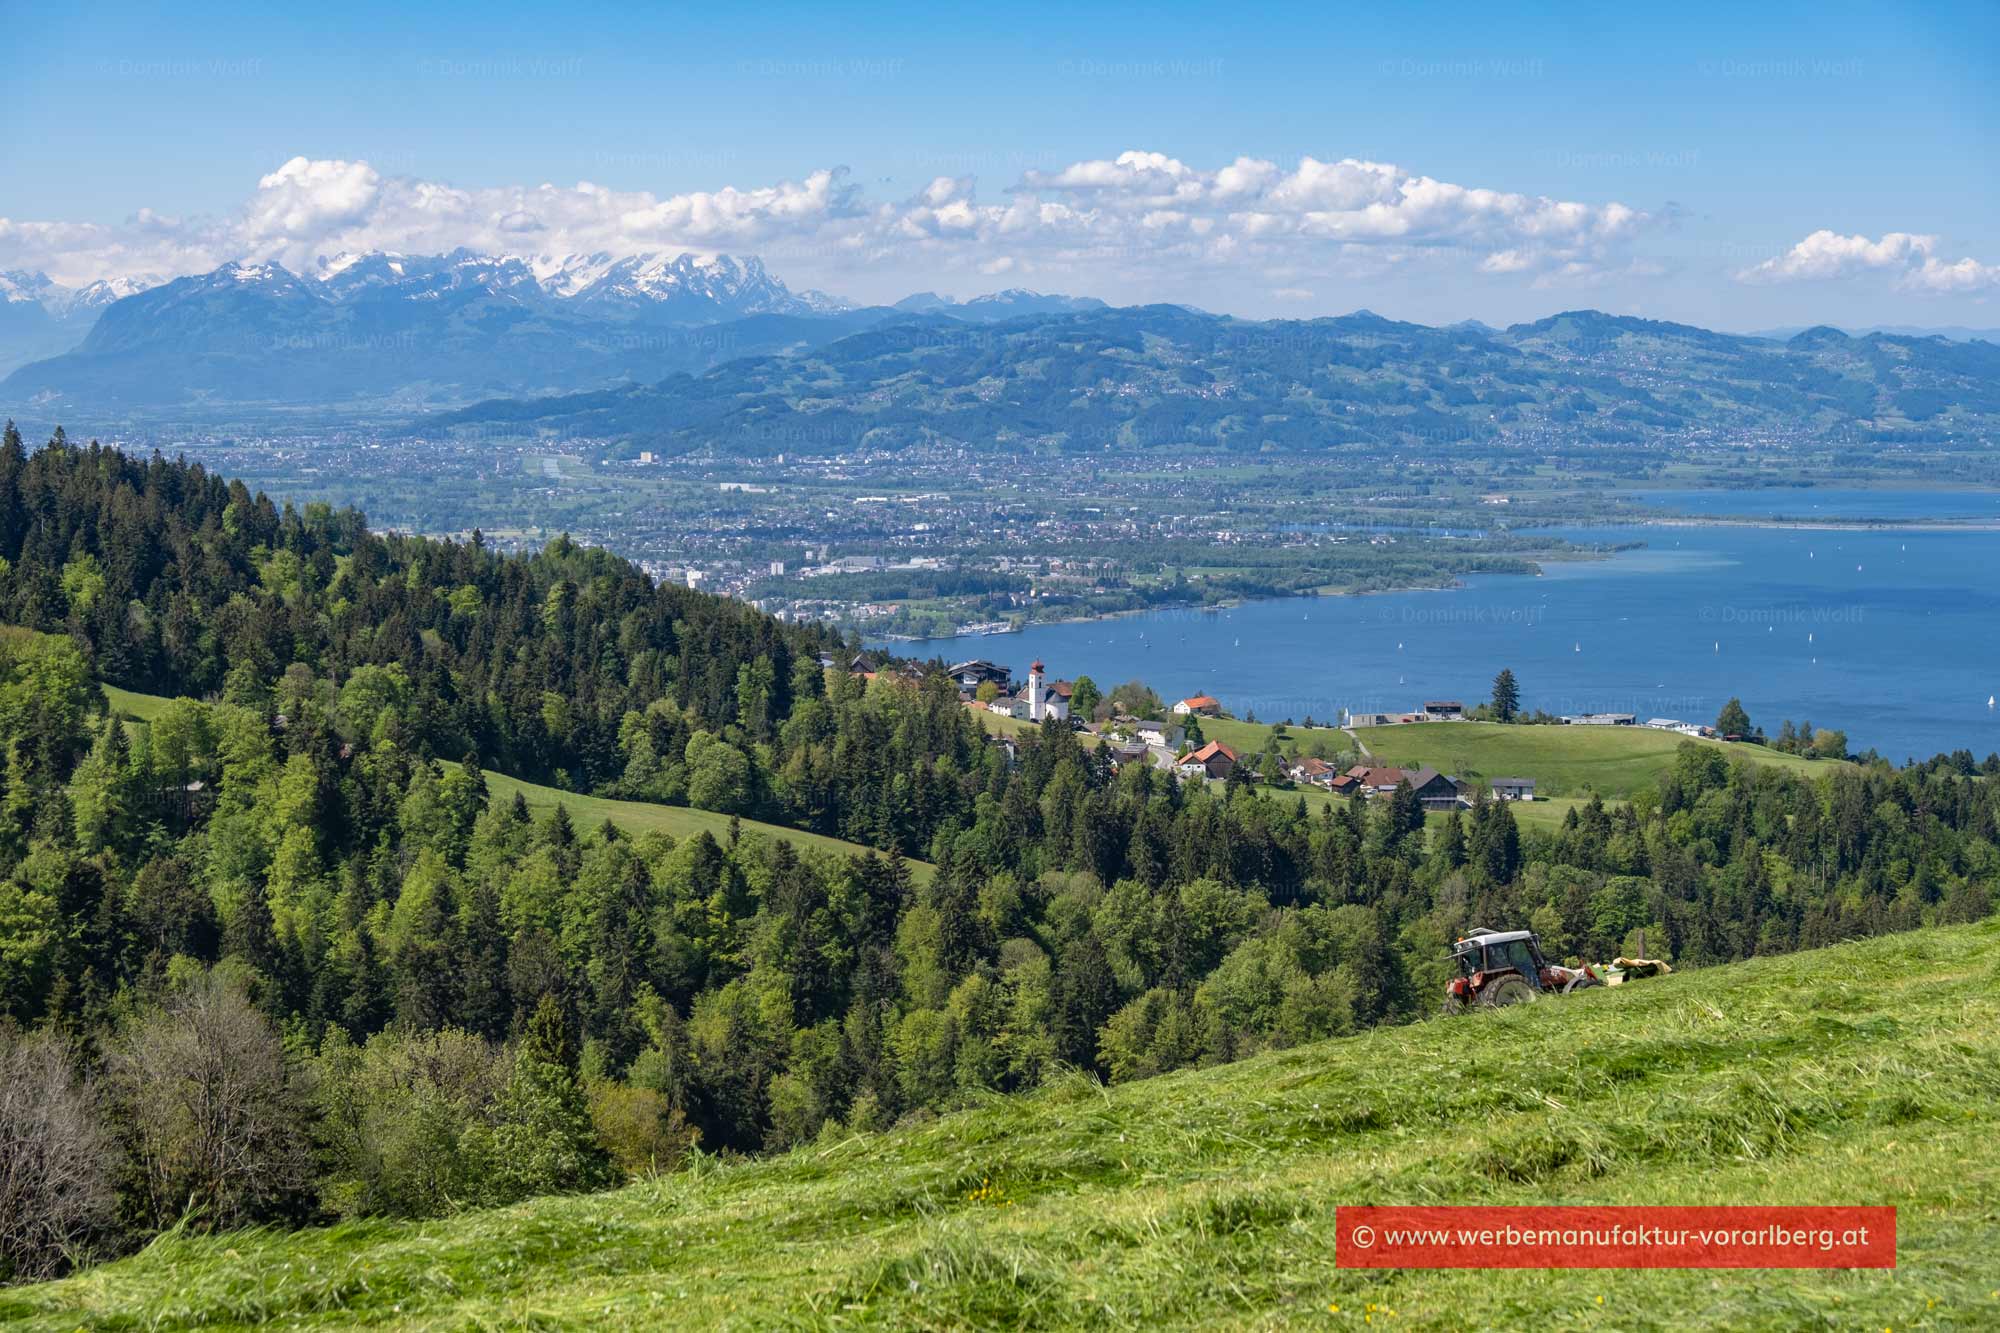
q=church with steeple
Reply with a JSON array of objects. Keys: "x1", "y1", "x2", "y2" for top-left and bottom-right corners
[{"x1": 1025, "y1": 660, "x2": 1070, "y2": 724}]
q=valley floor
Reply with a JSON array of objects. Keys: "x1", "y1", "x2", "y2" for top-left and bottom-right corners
[{"x1": 11, "y1": 920, "x2": 1998, "y2": 1331}]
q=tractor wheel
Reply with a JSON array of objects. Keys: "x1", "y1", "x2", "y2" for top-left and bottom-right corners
[
  {"x1": 1480, "y1": 974, "x2": 1537, "y2": 1007},
  {"x1": 1562, "y1": 974, "x2": 1602, "y2": 995}
]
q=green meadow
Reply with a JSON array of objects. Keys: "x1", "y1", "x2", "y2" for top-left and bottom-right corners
[{"x1": 1351, "y1": 721, "x2": 1842, "y2": 798}]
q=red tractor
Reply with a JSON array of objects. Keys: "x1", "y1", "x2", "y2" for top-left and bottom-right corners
[{"x1": 1443, "y1": 927, "x2": 1601, "y2": 1013}]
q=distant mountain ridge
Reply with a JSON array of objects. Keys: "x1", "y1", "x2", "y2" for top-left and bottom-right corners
[
  {"x1": 0, "y1": 249, "x2": 865, "y2": 412},
  {"x1": 434, "y1": 303, "x2": 2000, "y2": 456},
  {"x1": 7, "y1": 250, "x2": 1999, "y2": 444},
  {"x1": 1750, "y1": 323, "x2": 2000, "y2": 344},
  {"x1": 890, "y1": 289, "x2": 1108, "y2": 320},
  {"x1": 0, "y1": 268, "x2": 164, "y2": 379}
]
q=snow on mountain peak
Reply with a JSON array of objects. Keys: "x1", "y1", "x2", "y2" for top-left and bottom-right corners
[
  {"x1": 0, "y1": 268, "x2": 162, "y2": 316},
  {"x1": 22, "y1": 249, "x2": 845, "y2": 323},
  {"x1": 1, "y1": 270, "x2": 57, "y2": 304}
]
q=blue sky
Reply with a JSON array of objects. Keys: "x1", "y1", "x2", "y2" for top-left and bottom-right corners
[{"x1": 4, "y1": 0, "x2": 1995, "y2": 327}]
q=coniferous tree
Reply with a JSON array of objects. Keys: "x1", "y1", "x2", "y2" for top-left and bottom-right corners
[
  {"x1": 472, "y1": 994, "x2": 610, "y2": 1203},
  {"x1": 1050, "y1": 932, "x2": 1119, "y2": 1072}
]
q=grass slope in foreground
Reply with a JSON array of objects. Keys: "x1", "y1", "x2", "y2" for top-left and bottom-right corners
[
  {"x1": 13, "y1": 920, "x2": 2000, "y2": 1331},
  {"x1": 1353, "y1": 721, "x2": 1842, "y2": 799}
]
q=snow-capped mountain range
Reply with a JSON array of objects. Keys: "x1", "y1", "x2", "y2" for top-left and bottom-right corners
[
  {"x1": 2, "y1": 269, "x2": 164, "y2": 319},
  {"x1": 0, "y1": 249, "x2": 881, "y2": 413},
  {"x1": 113, "y1": 248, "x2": 852, "y2": 318},
  {"x1": 0, "y1": 249, "x2": 1116, "y2": 417},
  {"x1": 1, "y1": 270, "x2": 168, "y2": 378}
]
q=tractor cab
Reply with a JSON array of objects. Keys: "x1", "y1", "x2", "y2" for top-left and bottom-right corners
[
  {"x1": 1448, "y1": 928, "x2": 1552, "y2": 991},
  {"x1": 1445, "y1": 927, "x2": 1602, "y2": 1013}
]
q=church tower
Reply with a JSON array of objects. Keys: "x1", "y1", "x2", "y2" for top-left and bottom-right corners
[{"x1": 1027, "y1": 660, "x2": 1046, "y2": 722}]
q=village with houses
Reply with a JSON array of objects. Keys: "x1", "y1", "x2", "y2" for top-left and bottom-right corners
[
  {"x1": 913, "y1": 655, "x2": 1659, "y2": 812},
  {"x1": 836, "y1": 646, "x2": 1818, "y2": 826}
]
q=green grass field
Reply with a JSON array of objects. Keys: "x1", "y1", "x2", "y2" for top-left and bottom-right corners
[
  {"x1": 87, "y1": 675, "x2": 926, "y2": 879},
  {"x1": 100, "y1": 681, "x2": 178, "y2": 723},
  {"x1": 12, "y1": 919, "x2": 1997, "y2": 1330},
  {"x1": 470, "y1": 766, "x2": 932, "y2": 881},
  {"x1": 1200, "y1": 715, "x2": 1352, "y2": 757},
  {"x1": 1351, "y1": 722, "x2": 1843, "y2": 798}
]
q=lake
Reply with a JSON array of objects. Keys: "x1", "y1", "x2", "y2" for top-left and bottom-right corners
[
  {"x1": 880, "y1": 491, "x2": 2000, "y2": 762},
  {"x1": 1625, "y1": 487, "x2": 2000, "y2": 523}
]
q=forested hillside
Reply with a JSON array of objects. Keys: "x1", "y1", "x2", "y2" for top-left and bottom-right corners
[
  {"x1": 1, "y1": 426, "x2": 1996, "y2": 1285},
  {"x1": 436, "y1": 305, "x2": 2000, "y2": 455}
]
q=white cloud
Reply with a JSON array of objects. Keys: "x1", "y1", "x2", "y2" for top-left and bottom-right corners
[
  {"x1": 0, "y1": 149, "x2": 1653, "y2": 296},
  {"x1": 1739, "y1": 229, "x2": 1999, "y2": 292},
  {"x1": 244, "y1": 156, "x2": 385, "y2": 247},
  {"x1": 1910, "y1": 255, "x2": 2000, "y2": 293}
]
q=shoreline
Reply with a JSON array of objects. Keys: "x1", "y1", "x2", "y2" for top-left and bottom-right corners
[
  {"x1": 869, "y1": 503, "x2": 2000, "y2": 645},
  {"x1": 1634, "y1": 516, "x2": 2000, "y2": 532}
]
